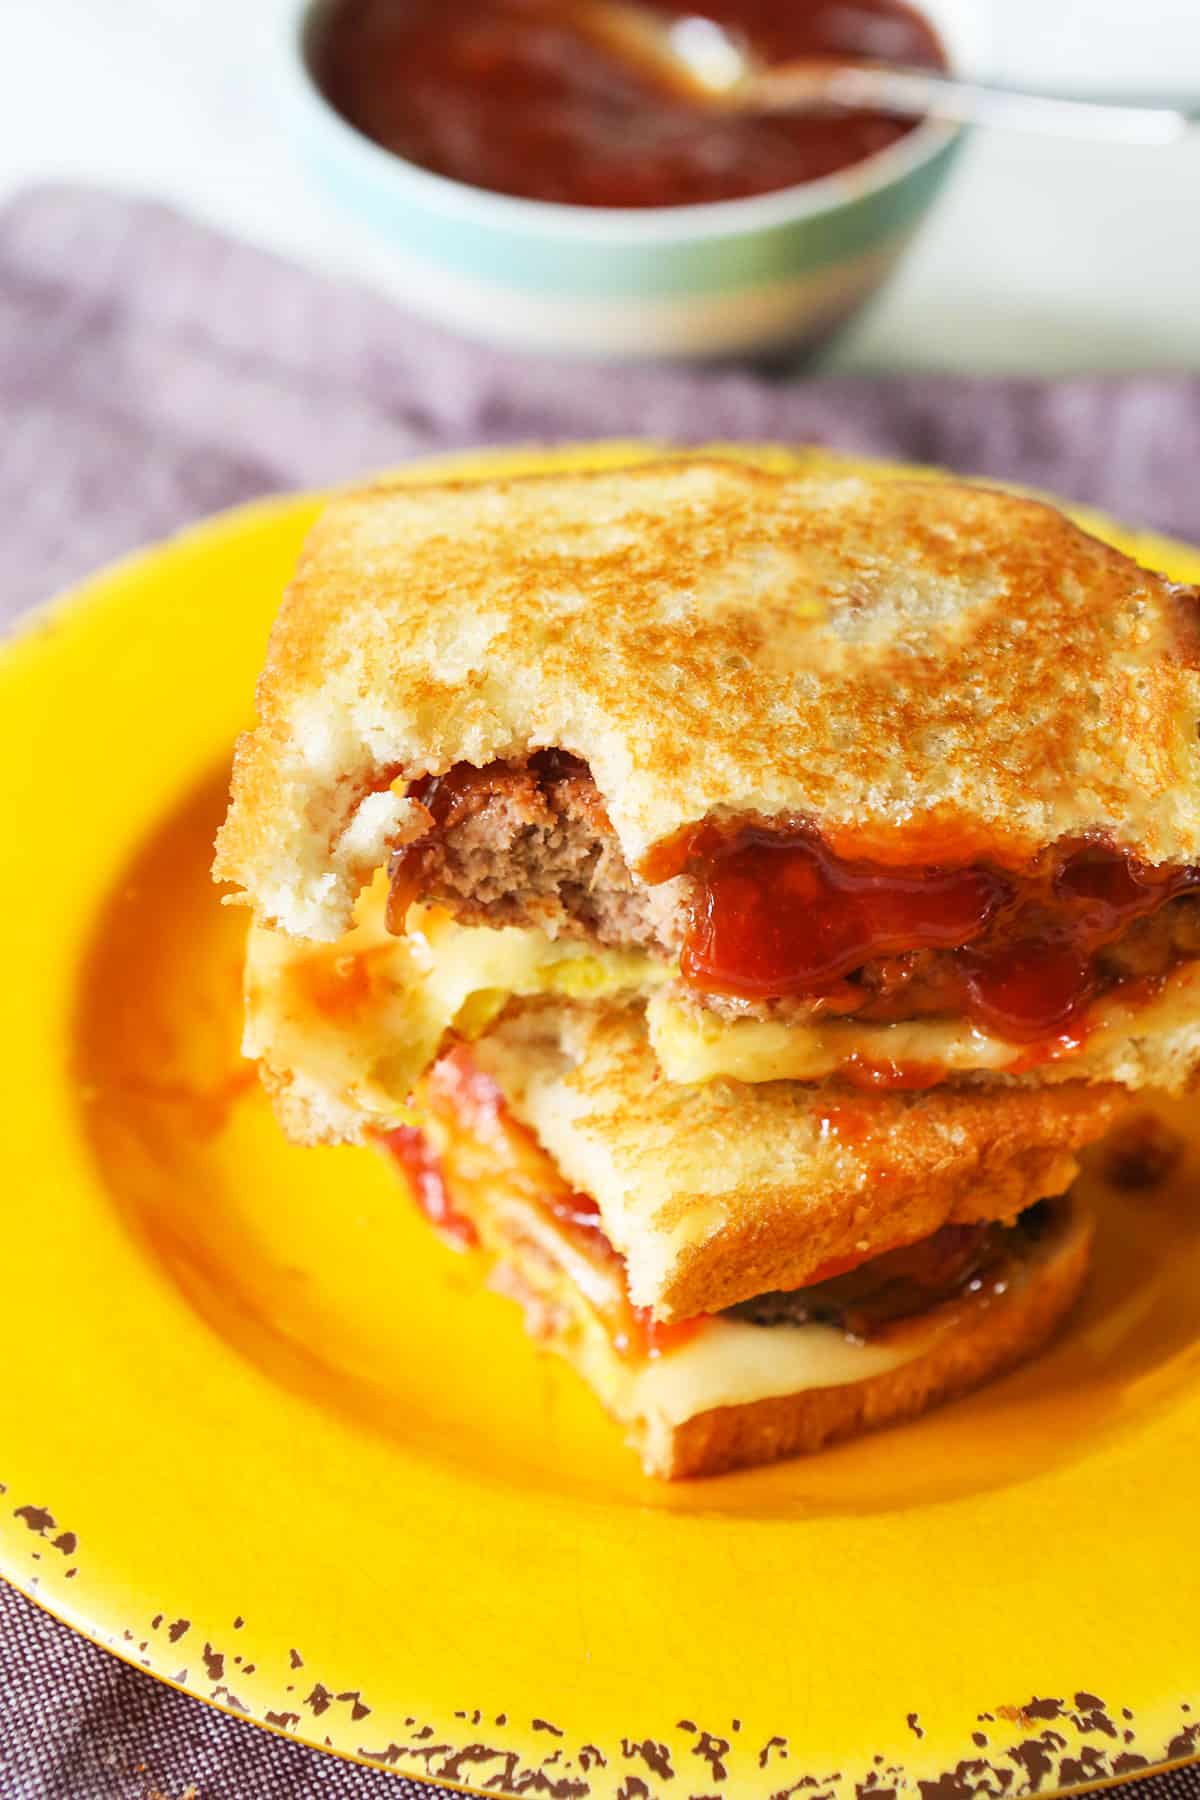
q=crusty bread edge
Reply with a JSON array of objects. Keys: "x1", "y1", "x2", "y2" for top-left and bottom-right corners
[
  {"x1": 631, "y1": 1087, "x2": 1119, "y2": 1322},
  {"x1": 648, "y1": 1202, "x2": 1092, "y2": 1478}
]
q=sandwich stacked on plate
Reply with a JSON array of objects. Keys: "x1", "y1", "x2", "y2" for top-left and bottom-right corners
[{"x1": 215, "y1": 460, "x2": 1200, "y2": 1477}]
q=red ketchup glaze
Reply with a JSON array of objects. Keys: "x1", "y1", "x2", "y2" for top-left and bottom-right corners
[
  {"x1": 683, "y1": 827, "x2": 1008, "y2": 996},
  {"x1": 309, "y1": 0, "x2": 948, "y2": 209},
  {"x1": 839, "y1": 1056, "x2": 947, "y2": 1092},
  {"x1": 778, "y1": 1223, "x2": 997, "y2": 1319},
  {"x1": 534, "y1": 1186, "x2": 701, "y2": 1357},
  {"x1": 380, "y1": 1124, "x2": 479, "y2": 1250},
  {"x1": 794, "y1": 1243, "x2": 896, "y2": 1287},
  {"x1": 631, "y1": 1310, "x2": 704, "y2": 1361},
  {"x1": 814, "y1": 1101, "x2": 874, "y2": 1144},
  {"x1": 424, "y1": 1041, "x2": 514, "y2": 1146},
  {"x1": 545, "y1": 1185, "x2": 624, "y2": 1262},
  {"x1": 679, "y1": 828, "x2": 1200, "y2": 1045}
]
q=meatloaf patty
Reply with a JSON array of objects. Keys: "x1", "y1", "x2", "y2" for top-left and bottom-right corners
[
  {"x1": 388, "y1": 753, "x2": 1200, "y2": 1027},
  {"x1": 390, "y1": 752, "x2": 685, "y2": 953},
  {"x1": 728, "y1": 1202, "x2": 1055, "y2": 1339}
]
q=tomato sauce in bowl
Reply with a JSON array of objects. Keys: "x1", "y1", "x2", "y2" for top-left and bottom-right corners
[{"x1": 307, "y1": 0, "x2": 949, "y2": 209}]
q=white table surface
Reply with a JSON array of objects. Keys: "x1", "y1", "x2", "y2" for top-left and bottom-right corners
[{"x1": 1, "y1": 0, "x2": 1197, "y2": 373}]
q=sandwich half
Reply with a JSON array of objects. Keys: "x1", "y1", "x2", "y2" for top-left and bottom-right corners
[
  {"x1": 215, "y1": 460, "x2": 1200, "y2": 1097},
  {"x1": 385, "y1": 1041, "x2": 1094, "y2": 1480},
  {"x1": 241, "y1": 905, "x2": 1116, "y2": 1476}
]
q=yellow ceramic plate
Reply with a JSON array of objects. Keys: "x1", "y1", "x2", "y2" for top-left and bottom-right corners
[{"x1": 3, "y1": 444, "x2": 1199, "y2": 1800}]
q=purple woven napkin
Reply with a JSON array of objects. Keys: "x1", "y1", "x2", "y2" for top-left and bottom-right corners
[
  {"x1": 3, "y1": 183, "x2": 1200, "y2": 624},
  {"x1": 1, "y1": 182, "x2": 1198, "y2": 1800}
]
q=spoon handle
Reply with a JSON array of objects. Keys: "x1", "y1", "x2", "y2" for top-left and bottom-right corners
[{"x1": 750, "y1": 63, "x2": 1199, "y2": 146}]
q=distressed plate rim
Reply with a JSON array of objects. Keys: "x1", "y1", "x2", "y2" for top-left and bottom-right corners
[{"x1": 2, "y1": 441, "x2": 1199, "y2": 1800}]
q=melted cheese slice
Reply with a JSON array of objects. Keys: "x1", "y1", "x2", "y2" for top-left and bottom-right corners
[
  {"x1": 544, "y1": 1274, "x2": 947, "y2": 1435},
  {"x1": 646, "y1": 963, "x2": 1200, "y2": 1087},
  {"x1": 244, "y1": 873, "x2": 667, "y2": 1126},
  {"x1": 246, "y1": 873, "x2": 1200, "y2": 1123},
  {"x1": 624, "y1": 1315, "x2": 942, "y2": 1427},
  {"x1": 646, "y1": 991, "x2": 1015, "y2": 1084}
]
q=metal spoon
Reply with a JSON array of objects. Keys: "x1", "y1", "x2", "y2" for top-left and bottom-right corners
[{"x1": 569, "y1": 1, "x2": 1199, "y2": 146}]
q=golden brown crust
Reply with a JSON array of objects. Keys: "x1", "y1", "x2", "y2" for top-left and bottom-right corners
[
  {"x1": 214, "y1": 458, "x2": 1200, "y2": 940},
  {"x1": 650, "y1": 1201, "x2": 1092, "y2": 1478},
  {"x1": 469, "y1": 1001, "x2": 1122, "y2": 1320}
]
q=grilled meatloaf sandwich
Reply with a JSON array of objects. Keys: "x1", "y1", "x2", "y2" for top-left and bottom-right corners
[
  {"x1": 209, "y1": 455, "x2": 1171, "y2": 1476},
  {"x1": 216, "y1": 459, "x2": 1200, "y2": 1097}
]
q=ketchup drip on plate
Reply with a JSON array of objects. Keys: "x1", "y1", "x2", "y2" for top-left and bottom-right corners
[{"x1": 679, "y1": 827, "x2": 1200, "y2": 1044}]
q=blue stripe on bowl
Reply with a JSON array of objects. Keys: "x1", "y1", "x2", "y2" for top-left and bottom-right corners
[{"x1": 293, "y1": 103, "x2": 962, "y2": 301}]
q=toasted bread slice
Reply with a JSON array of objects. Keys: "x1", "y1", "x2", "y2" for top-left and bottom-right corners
[
  {"x1": 466, "y1": 1002, "x2": 1117, "y2": 1320},
  {"x1": 215, "y1": 458, "x2": 1200, "y2": 943}
]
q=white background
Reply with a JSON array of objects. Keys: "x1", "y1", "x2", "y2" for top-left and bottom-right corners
[{"x1": 1, "y1": 0, "x2": 1197, "y2": 372}]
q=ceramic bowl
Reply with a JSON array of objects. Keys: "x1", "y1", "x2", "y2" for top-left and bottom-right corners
[{"x1": 277, "y1": 0, "x2": 989, "y2": 359}]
